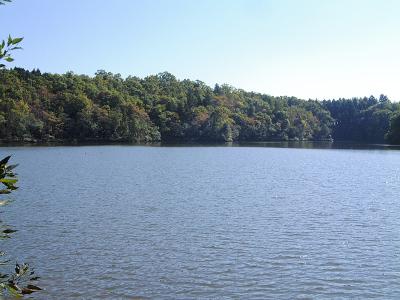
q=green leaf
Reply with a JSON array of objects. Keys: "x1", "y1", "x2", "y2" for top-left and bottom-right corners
[
  {"x1": 3, "y1": 185, "x2": 18, "y2": 191},
  {"x1": 3, "y1": 228, "x2": 17, "y2": 234},
  {"x1": 0, "y1": 156, "x2": 11, "y2": 165},
  {"x1": 6, "y1": 285, "x2": 22, "y2": 297},
  {"x1": 7, "y1": 35, "x2": 12, "y2": 47},
  {"x1": 30, "y1": 276, "x2": 40, "y2": 281},
  {"x1": 15, "y1": 263, "x2": 20, "y2": 274},
  {"x1": 11, "y1": 37, "x2": 23, "y2": 45},
  {"x1": 26, "y1": 284, "x2": 41, "y2": 291},
  {"x1": 4, "y1": 57, "x2": 14, "y2": 62},
  {"x1": 6, "y1": 285, "x2": 22, "y2": 298},
  {"x1": 21, "y1": 288, "x2": 35, "y2": 295},
  {"x1": 0, "y1": 178, "x2": 17, "y2": 184},
  {"x1": 6, "y1": 164, "x2": 18, "y2": 171}
]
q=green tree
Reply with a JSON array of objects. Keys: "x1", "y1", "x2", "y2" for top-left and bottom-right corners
[{"x1": 386, "y1": 113, "x2": 400, "y2": 144}]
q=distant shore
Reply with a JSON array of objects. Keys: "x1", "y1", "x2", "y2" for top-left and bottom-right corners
[{"x1": 1, "y1": 139, "x2": 399, "y2": 151}]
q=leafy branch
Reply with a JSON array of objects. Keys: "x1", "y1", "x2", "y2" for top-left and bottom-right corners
[
  {"x1": 0, "y1": 262, "x2": 41, "y2": 296},
  {"x1": 0, "y1": 35, "x2": 23, "y2": 68},
  {"x1": 0, "y1": 156, "x2": 18, "y2": 195},
  {"x1": 0, "y1": 1, "x2": 40, "y2": 297},
  {"x1": 0, "y1": 0, "x2": 23, "y2": 68},
  {"x1": 0, "y1": 157, "x2": 41, "y2": 297}
]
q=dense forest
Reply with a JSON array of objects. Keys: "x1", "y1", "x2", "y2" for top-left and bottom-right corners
[{"x1": 1, "y1": 68, "x2": 400, "y2": 144}]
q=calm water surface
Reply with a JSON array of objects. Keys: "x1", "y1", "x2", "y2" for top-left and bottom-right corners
[{"x1": 1, "y1": 144, "x2": 400, "y2": 299}]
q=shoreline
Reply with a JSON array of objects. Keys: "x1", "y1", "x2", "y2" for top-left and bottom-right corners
[{"x1": 1, "y1": 140, "x2": 399, "y2": 151}]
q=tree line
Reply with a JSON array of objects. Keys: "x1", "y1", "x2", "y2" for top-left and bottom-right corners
[{"x1": 1, "y1": 68, "x2": 400, "y2": 144}]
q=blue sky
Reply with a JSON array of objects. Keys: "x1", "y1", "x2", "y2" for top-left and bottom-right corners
[{"x1": 2, "y1": 0, "x2": 400, "y2": 100}]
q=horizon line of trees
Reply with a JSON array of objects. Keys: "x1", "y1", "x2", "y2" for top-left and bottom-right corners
[{"x1": 1, "y1": 67, "x2": 400, "y2": 144}]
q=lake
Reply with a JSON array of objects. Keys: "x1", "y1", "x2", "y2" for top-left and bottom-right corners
[{"x1": 1, "y1": 144, "x2": 400, "y2": 299}]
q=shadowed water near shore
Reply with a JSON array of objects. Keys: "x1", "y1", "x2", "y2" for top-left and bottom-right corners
[
  {"x1": 1, "y1": 140, "x2": 400, "y2": 150},
  {"x1": 1, "y1": 144, "x2": 400, "y2": 299}
]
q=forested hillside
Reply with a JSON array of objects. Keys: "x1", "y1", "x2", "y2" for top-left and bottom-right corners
[{"x1": 1, "y1": 68, "x2": 400, "y2": 144}]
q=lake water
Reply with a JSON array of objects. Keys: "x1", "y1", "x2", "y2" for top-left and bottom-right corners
[{"x1": 1, "y1": 144, "x2": 400, "y2": 299}]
